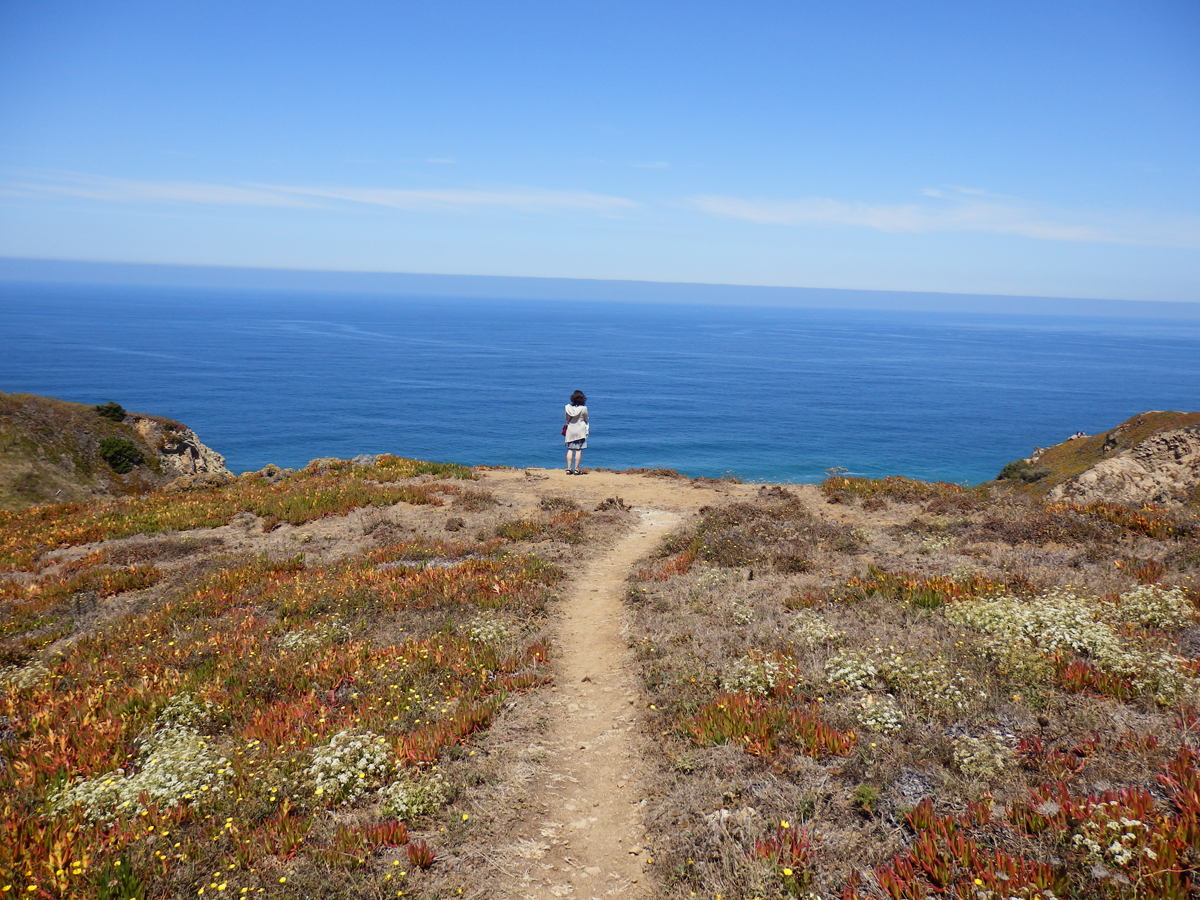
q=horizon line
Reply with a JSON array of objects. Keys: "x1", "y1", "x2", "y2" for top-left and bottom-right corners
[{"x1": 2, "y1": 255, "x2": 1199, "y2": 320}]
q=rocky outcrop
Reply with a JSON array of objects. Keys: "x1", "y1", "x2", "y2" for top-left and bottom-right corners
[
  {"x1": 129, "y1": 415, "x2": 231, "y2": 478},
  {"x1": 1048, "y1": 421, "x2": 1200, "y2": 506}
]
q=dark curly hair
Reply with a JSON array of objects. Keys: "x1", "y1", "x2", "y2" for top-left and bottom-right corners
[{"x1": 570, "y1": 390, "x2": 586, "y2": 405}]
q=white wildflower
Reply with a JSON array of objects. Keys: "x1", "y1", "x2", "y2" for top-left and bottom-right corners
[
  {"x1": 790, "y1": 611, "x2": 842, "y2": 646},
  {"x1": 952, "y1": 731, "x2": 1012, "y2": 780},
  {"x1": 1, "y1": 661, "x2": 49, "y2": 692},
  {"x1": 381, "y1": 773, "x2": 448, "y2": 821},
  {"x1": 308, "y1": 729, "x2": 392, "y2": 804},
  {"x1": 722, "y1": 652, "x2": 790, "y2": 695},
  {"x1": 854, "y1": 694, "x2": 905, "y2": 733},
  {"x1": 468, "y1": 614, "x2": 513, "y2": 647},
  {"x1": 50, "y1": 726, "x2": 229, "y2": 822},
  {"x1": 824, "y1": 652, "x2": 879, "y2": 692}
]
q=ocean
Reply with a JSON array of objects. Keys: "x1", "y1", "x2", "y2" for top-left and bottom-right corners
[{"x1": 2, "y1": 281, "x2": 1198, "y2": 484}]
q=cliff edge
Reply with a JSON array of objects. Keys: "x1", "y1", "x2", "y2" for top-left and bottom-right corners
[
  {"x1": 997, "y1": 410, "x2": 1200, "y2": 506},
  {"x1": 0, "y1": 391, "x2": 231, "y2": 510}
]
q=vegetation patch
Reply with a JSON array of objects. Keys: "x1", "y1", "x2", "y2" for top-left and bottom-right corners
[
  {"x1": 93, "y1": 402, "x2": 127, "y2": 423},
  {"x1": 820, "y1": 474, "x2": 989, "y2": 507},
  {"x1": 0, "y1": 456, "x2": 470, "y2": 572},
  {"x1": 992, "y1": 411, "x2": 1200, "y2": 502},
  {"x1": 2, "y1": 524, "x2": 561, "y2": 898},
  {"x1": 0, "y1": 451, "x2": 643, "y2": 900},
  {"x1": 97, "y1": 437, "x2": 144, "y2": 474},
  {"x1": 686, "y1": 494, "x2": 861, "y2": 570},
  {"x1": 1, "y1": 392, "x2": 171, "y2": 509},
  {"x1": 627, "y1": 478, "x2": 1200, "y2": 899}
]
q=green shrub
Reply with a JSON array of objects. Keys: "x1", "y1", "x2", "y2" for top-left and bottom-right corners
[
  {"x1": 996, "y1": 459, "x2": 1052, "y2": 483},
  {"x1": 853, "y1": 783, "x2": 880, "y2": 815},
  {"x1": 98, "y1": 436, "x2": 144, "y2": 474},
  {"x1": 94, "y1": 401, "x2": 126, "y2": 422}
]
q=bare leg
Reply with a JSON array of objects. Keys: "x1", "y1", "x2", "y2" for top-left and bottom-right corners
[
  {"x1": 566, "y1": 448, "x2": 573, "y2": 471},
  {"x1": 574, "y1": 450, "x2": 582, "y2": 472}
]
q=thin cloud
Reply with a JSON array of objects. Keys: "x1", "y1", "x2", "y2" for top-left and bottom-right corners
[
  {"x1": 424, "y1": 157, "x2": 457, "y2": 165},
  {"x1": 7, "y1": 171, "x2": 637, "y2": 217},
  {"x1": 628, "y1": 161, "x2": 669, "y2": 169},
  {"x1": 10, "y1": 173, "x2": 315, "y2": 208},
  {"x1": 689, "y1": 188, "x2": 1200, "y2": 249},
  {"x1": 270, "y1": 184, "x2": 637, "y2": 215}
]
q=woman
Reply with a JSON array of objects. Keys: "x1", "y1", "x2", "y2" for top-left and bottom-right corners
[{"x1": 564, "y1": 390, "x2": 589, "y2": 474}]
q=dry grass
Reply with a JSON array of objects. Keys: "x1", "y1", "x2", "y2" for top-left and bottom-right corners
[
  {"x1": 0, "y1": 391, "x2": 174, "y2": 510},
  {"x1": 627, "y1": 480, "x2": 1200, "y2": 899}
]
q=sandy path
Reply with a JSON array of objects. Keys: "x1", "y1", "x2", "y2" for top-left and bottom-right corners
[
  {"x1": 490, "y1": 505, "x2": 681, "y2": 899},
  {"x1": 468, "y1": 469, "x2": 759, "y2": 897}
]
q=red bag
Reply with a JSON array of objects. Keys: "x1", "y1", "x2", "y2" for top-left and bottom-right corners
[{"x1": 561, "y1": 424, "x2": 568, "y2": 436}]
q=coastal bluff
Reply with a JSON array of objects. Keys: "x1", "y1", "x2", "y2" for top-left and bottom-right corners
[
  {"x1": 0, "y1": 391, "x2": 230, "y2": 510},
  {"x1": 999, "y1": 409, "x2": 1200, "y2": 506}
]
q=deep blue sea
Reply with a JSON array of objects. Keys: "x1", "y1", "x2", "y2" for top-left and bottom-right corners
[{"x1": 2, "y1": 281, "x2": 1198, "y2": 484}]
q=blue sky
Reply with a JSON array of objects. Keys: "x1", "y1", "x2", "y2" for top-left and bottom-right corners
[{"x1": 1, "y1": 1, "x2": 1198, "y2": 303}]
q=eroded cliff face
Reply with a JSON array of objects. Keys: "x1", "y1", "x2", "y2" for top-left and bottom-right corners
[
  {"x1": 129, "y1": 415, "x2": 230, "y2": 478},
  {"x1": 1047, "y1": 422, "x2": 1200, "y2": 506}
]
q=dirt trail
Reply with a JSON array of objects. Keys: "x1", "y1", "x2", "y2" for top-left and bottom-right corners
[
  {"x1": 465, "y1": 473, "x2": 905, "y2": 899},
  {"x1": 496, "y1": 507, "x2": 678, "y2": 899},
  {"x1": 472, "y1": 468, "x2": 761, "y2": 898}
]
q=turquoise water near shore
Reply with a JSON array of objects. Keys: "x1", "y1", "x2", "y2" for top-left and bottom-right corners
[{"x1": 2, "y1": 282, "x2": 1199, "y2": 484}]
